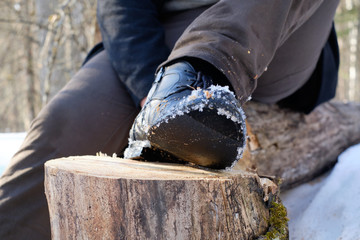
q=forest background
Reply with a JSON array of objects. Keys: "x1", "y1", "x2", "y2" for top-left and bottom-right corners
[{"x1": 0, "y1": 0, "x2": 359, "y2": 132}]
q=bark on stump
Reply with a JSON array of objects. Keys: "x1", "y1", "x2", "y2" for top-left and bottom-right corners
[
  {"x1": 237, "y1": 101, "x2": 360, "y2": 189},
  {"x1": 45, "y1": 156, "x2": 280, "y2": 240}
]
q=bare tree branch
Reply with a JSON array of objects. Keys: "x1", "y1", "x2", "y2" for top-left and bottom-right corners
[{"x1": 0, "y1": 18, "x2": 51, "y2": 31}]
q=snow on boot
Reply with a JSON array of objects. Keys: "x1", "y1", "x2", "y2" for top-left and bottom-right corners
[{"x1": 124, "y1": 61, "x2": 246, "y2": 169}]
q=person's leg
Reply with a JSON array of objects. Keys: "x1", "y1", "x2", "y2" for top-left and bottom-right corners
[
  {"x1": 124, "y1": 0, "x2": 340, "y2": 168},
  {"x1": 161, "y1": 0, "x2": 340, "y2": 105},
  {"x1": 162, "y1": 0, "x2": 340, "y2": 113},
  {"x1": 252, "y1": 0, "x2": 340, "y2": 105},
  {"x1": 0, "y1": 50, "x2": 139, "y2": 239}
]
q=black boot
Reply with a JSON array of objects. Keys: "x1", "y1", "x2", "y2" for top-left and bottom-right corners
[{"x1": 124, "y1": 61, "x2": 246, "y2": 169}]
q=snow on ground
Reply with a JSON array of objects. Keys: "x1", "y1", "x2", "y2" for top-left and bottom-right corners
[
  {"x1": 0, "y1": 132, "x2": 359, "y2": 239},
  {"x1": 0, "y1": 132, "x2": 26, "y2": 175},
  {"x1": 282, "y1": 144, "x2": 360, "y2": 240}
]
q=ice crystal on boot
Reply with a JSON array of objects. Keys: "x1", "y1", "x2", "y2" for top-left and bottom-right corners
[{"x1": 124, "y1": 139, "x2": 150, "y2": 159}]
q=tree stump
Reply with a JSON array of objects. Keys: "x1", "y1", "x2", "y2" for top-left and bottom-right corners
[
  {"x1": 44, "y1": 156, "x2": 282, "y2": 240},
  {"x1": 237, "y1": 101, "x2": 360, "y2": 189}
]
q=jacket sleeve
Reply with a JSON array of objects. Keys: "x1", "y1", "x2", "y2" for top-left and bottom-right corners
[
  {"x1": 97, "y1": 0, "x2": 170, "y2": 106},
  {"x1": 162, "y1": 0, "x2": 334, "y2": 105}
]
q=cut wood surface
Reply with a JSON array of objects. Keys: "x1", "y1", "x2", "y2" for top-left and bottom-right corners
[
  {"x1": 45, "y1": 156, "x2": 277, "y2": 240},
  {"x1": 238, "y1": 101, "x2": 360, "y2": 189}
]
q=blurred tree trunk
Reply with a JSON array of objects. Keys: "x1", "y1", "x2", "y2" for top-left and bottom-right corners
[
  {"x1": 24, "y1": 0, "x2": 37, "y2": 127},
  {"x1": 94, "y1": 18, "x2": 102, "y2": 43},
  {"x1": 356, "y1": 3, "x2": 360, "y2": 101},
  {"x1": 335, "y1": 1, "x2": 360, "y2": 102}
]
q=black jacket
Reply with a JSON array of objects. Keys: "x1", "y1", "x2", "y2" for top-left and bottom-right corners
[{"x1": 89, "y1": 0, "x2": 168, "y2": 106}]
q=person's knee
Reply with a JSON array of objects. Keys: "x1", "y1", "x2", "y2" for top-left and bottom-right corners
[{"x1": 28, "y1": 96, "x2": 73, "y2": 147}]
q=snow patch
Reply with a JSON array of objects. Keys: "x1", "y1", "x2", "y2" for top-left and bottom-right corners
[
  {"x1": 124, "y1": 139, "x2": 150, "y2": 159},
  {"x1": 282, "y1": 143, "x2": 360, "y2": 240},
  {"x1": 0, "y1": 132, "x2": 26, "y2": 175},
  {"x1": 217, "y1": 108, "x2": 242, "y2": 123},
  {"x1": 161, "y1": 84, "x2": 245, "y2": 126}
]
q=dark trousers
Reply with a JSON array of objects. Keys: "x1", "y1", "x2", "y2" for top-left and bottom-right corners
[{"x1": 0, "y1": 0, "x2": 339, "y2": 239}]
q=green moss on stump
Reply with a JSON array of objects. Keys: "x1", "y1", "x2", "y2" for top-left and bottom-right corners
[{"x1": 258, "y1": 201, "x2": 289, "y2": 240}]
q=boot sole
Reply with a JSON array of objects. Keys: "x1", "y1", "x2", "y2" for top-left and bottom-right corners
[{"x1": 147, "y1": 108, "x2": 245, "y2": 169}]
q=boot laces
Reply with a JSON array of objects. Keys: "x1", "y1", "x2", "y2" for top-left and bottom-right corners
[{"x1": 178, "y1": 70, "x2": 213, "y2": 92}]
